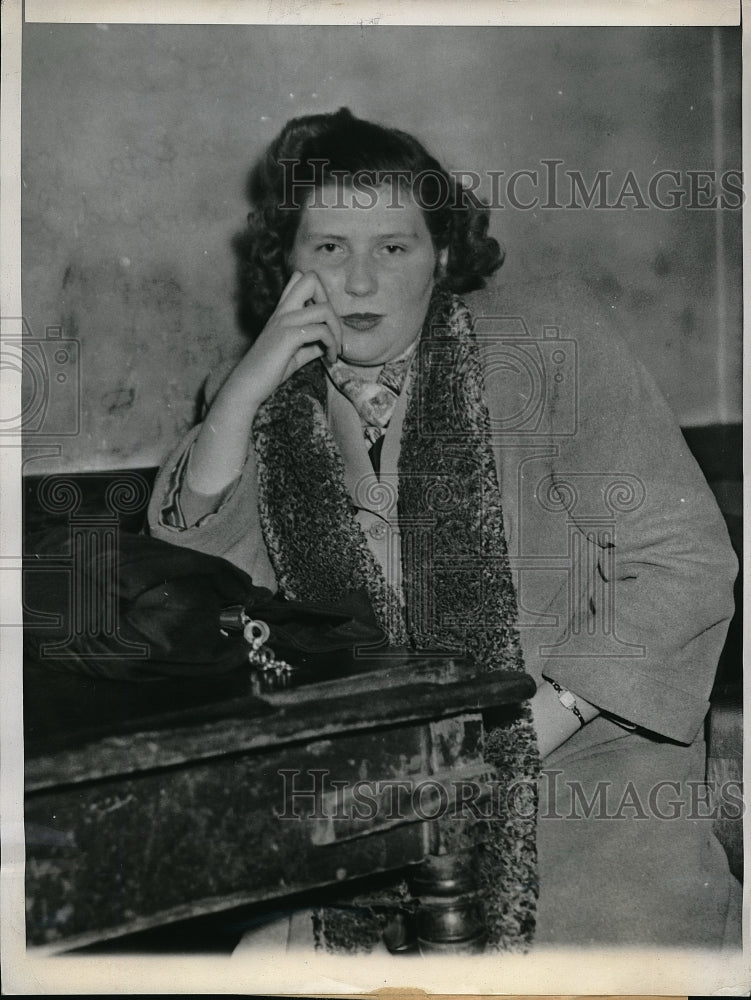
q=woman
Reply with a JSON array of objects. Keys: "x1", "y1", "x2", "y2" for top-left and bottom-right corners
[{"x1": 148, "y1": 108, "x2": 740, "y2": 951}]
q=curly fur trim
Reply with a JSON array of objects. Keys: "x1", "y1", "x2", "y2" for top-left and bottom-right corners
[{"x1": 254, "y1": 288, "x2": 540, "y2": 952}]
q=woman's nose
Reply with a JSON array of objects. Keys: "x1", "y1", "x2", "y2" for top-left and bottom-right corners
[{"x1": 344, "y1": 255, "x2": 378, "y2": 297}]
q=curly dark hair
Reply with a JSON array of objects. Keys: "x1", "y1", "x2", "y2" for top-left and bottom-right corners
[{"x1": 233, "y1": 107, "x2": 504, "y2": 337}]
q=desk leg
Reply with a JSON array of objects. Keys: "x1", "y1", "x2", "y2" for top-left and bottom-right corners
[{"x1": 410, "y1": 850, "x2": 487, "y2": 955}]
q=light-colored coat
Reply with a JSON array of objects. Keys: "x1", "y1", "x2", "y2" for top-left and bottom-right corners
[{"x1": 148, "y1": 278, "x2": 740, "y2": 946}]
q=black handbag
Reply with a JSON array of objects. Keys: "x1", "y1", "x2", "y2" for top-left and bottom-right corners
[{"x1": 23, "y1": 526, "x2": 386, "y2": 681}]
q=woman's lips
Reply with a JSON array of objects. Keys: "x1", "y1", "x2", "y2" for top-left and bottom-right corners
[{"x1": 341, "y1": 313, "x2": 383, "y2": 331}]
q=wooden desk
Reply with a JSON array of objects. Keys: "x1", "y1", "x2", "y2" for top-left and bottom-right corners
[{"x1": 24, "y1": 654, "x2": 534, "y2": 955}]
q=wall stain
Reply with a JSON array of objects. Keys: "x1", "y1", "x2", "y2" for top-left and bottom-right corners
[
  {"x1": 61, "y1": 310, "x2": 79, "y2": 339},
  {"x1": 101, "y1": 386, "x2": 135, "y2": 414},
  {"x1": 653, "y1": 251, "x2": 671, "y2": 277},
  {"x1": 593, "y1": 269, "x2": 623, "y2": 301},
  {"x1": 628, "y1": 287, "x2": 657, "y2": 310},
  {"x1": 679, "y1": 305, "x2": 696, "y2": 337}
]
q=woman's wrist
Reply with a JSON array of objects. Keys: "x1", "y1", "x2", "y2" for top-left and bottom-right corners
[
  {"x1": 530, "y1": 679, "x2": 599, "y2": 758},
  {"x1": 217, "y1": 357, "x2": 268, "y2": 417},
  {"x1": 187, "y1": 381, "x2": 259, "y2": 494},
  {"x1": 545, "y1": 677, "x2": 588, "y2": 729}
]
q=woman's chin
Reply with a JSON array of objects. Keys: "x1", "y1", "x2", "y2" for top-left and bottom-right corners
[{"x1": 339, "y1": 350, "x2": 383, "y2": 368}]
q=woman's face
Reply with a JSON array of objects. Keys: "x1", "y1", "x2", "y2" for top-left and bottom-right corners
[{"x1": 289, "y1": 183, "x2": 446, "y2": 366}]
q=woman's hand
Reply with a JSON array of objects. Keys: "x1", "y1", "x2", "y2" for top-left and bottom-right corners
[
  {"x1": 234, "y1": 270, "x2": 342, "y2": 412},
  {"x1": 185, "y1": 271, "x2": 341, "y2": 495}
]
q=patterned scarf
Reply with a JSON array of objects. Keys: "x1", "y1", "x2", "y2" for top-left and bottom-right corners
[
  {"x1": 253, "y1": 288, "x2": 540, "y2": 952},
  {"x1": 323, "y1": 341, "x2": 418, "y2": 446}
]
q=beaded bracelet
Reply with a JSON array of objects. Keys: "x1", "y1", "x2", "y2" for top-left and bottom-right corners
[{"x1": 545, "y1": 677, "x2": 586, "y2": 729}]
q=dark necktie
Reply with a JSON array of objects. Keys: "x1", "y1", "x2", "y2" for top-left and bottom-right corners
[{"x1": 368, "y1": 434, "x2": 384, "y2": 477}]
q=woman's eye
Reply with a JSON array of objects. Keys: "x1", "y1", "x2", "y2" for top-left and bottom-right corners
[
  {"x1": 382, "y1": 244, "x2": 406, "y2": 255},
  {"x1": 316, "y1": 243, "x2": 343, "y2": 254}
]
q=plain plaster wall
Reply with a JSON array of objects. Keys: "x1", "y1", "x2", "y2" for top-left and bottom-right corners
[{"x1": 21, "y1": 24, "x2": 742, "y2": 473}]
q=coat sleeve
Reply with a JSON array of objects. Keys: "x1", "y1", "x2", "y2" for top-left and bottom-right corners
[
  {"x1": 537, "y1": 319, "x2": 736, "y2": 744},
  {"x1": 146, "y1": 363, "x2": 278, "y2": 590}
]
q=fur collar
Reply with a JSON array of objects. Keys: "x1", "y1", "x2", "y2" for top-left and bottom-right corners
[{"x1": 253, "y1": 287, "x2": 540, "y2": 951}]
